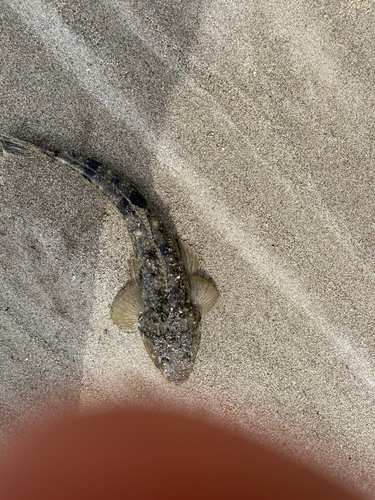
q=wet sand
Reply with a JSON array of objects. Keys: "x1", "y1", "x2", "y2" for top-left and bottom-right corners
[{"x1": 0, "y1": 1, "x2": 374, "y2": 497}]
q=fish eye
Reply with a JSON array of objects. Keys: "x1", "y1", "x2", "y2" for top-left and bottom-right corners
[{"x1": 161, "y1": 356, "x2": 169, "y2": 365}]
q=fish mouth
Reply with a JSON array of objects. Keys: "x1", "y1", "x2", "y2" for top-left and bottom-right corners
[{"x1": 162, "y1": 366, "x2": 192, "y2": 385}]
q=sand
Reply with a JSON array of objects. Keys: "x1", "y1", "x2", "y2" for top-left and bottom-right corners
[{"x1": 0, "y1": 0, "x2": 374, "y2": 497}]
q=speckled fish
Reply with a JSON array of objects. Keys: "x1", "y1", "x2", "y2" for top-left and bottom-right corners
[{"x1": 0, "y1": 133, "x2": 219, "y2": 384}]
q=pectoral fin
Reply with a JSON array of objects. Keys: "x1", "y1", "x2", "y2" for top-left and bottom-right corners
[
  {"x1": 111, "y1": 283, "x2": 142, "y2": 330},
  {"x1": 179, "y1": 240, "x2": 198, "y2": 275},
  {"x1": 190, "y1": 275, "x2": 219, "y2": 315}
]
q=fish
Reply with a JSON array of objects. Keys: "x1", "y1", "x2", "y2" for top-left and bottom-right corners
[{"x1": 0, "y1": 133, "x2": 219, "y2": 384}]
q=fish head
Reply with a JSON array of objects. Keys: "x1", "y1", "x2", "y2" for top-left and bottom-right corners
[{"x1": 139, "y1": 305, "x2": 202, "y2": 385}]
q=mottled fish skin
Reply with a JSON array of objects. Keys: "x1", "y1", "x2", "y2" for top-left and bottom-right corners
[{"x1": 0, "y1": 133, "x2": 217, "y2": 384}]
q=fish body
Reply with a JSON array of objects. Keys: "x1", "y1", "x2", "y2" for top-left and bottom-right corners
[{"x1": 0, "y1": 134, "x2": 218, "y2": 384}]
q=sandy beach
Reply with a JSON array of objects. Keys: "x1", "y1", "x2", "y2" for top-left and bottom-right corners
[{"x1": 0, "y1": 1, "x2": 374, "y2": 497}]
